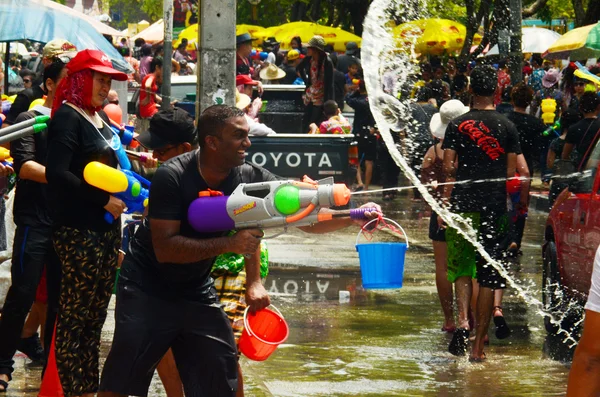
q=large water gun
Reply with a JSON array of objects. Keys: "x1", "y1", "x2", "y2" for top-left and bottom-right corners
[
  {"x1": 83, "y1": 161, "x2": 150, "y2": 224},
  {"x1": 188, "y1": 176, "x2": 374, "y2": 233},
  {"x1": 574, "y1": 62, "x2": 600, "y2": 87},
  {"x1": 0, "y1": 115, "x2": 49, "y2": 145}
]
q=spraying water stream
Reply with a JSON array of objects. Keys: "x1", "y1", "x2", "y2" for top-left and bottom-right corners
[{"x1": 360, "y1": 0, "x2": 581, "y2": 346}]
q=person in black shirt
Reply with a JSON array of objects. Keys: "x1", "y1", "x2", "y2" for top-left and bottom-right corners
[
  {"x1": 330, "y1": 53, "x2": 348, "y2": 111},
  {"x1": 98, "y1": 105, "x2": 381, "y2": 397},
  {"x1": 441, "y1": 65, "x2": 520, "y2": 362},
  {"x1": 347, "y1": 80, "x2": 376, "y2": 190},
  {"x1": 0, "y1": 61, "x2": 66, "y2": 392},
  {"x1": 563, "y1": 92, "x2": 600, "y2": 169},
  {"x1": 45, "y1": 50, "x2": 128, "y2": 396},
  {"x1": 280, "y1": 49, "x2": 301, "y2": 85}
]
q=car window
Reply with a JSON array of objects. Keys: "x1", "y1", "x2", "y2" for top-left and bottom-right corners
[
  {"x1": 581, "y1": 138, "x2": 600, "y2": 193},
  {"x1": 171, "y1": 83, "x2": 196, "y2": 102}
]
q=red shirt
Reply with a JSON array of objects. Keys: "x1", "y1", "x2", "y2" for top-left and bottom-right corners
[
  {"x1": 495, "y1": 69, "x2": 511, "y2": 106},
  {"x1": 139, "y1": 74, "x2": 159, "y2": 119}
]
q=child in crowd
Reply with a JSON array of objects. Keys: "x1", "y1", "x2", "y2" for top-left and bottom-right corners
[{"x1": 308, "y1": 100, "x2": 351, "y2": 134}]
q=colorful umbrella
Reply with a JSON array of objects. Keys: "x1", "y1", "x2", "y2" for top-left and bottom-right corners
[
  {"x1": 0, "y1": 0, "x2": 131, "y2": 73},
  {"x1": 131, "y1": 19, "x2": 164, "y2": 44},
  {"x1": 173, "y1": 24, "x2": 266, "y2": 51},
  {"x1": 487, "y1": 27, "x2": 562, "y2": 55},
  {"x1": 275, "y1": 24, "x2": 361, "y2": 53},
  {"x1": 393, "y1": 18, "x2": 481, "y2": 55},
  {"x1": 543, "y1": 23, "x2": 600, "y2": 60}
]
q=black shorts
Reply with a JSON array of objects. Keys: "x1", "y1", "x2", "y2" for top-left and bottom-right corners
[
  {"x1": 428, "y1": 211, "x2": 446, "y2": 242},
  {"x1": 358, "y1": 135, "x2": 377, "y2": 162},
  {"x1": 99, "y1": 280, "x2": 238, "y2": 397}
]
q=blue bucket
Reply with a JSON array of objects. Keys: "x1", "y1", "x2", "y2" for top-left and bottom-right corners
[{"x1": 355, "y1": 218, "x2": 408, "y2": 289}]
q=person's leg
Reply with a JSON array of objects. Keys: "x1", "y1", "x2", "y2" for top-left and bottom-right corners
[
  {"x1": 493, "y1": 289, "x2": 511, "y2": 339},
  {"x1": 173, "y1": 304, "x2": 238, "y2": 397},
  {"x1": 156, "y1": 349, "x2": 184, "y2": 397},
  {"x1": 80, "y1": 227, "x2": 120, "y2": 394},
  {"x1": 310, "y1": 105, "x2": 324, "y2": 126},
  {"x1": 0, "y1": 226, "x2": 48, "y2": 387},
  {"x1": 236, "y1": 362, "x2": 244, "y2": 397},
  {"x1": 99, "y1": 279, "x2": 178, "y2": 397},
  {"x1": 44, "y1": 245, "x2": 61, "y2": 362},
  {"x1": 432, "y1": 241, "x2": 455, "y2": 330},
  {"x1": 302, "y1": 103, "x2": 314, "y2": 134},
  {"x1": 52, "y1": 226, "x2": 117, "y2": 397},
  {"x1": 364, "y1": 160, "x2": 373, "y2": 190},
  {"x1": 471, "y1": 286, "x2": 494, "y2": 361},
  {"x1": 20, "y1": 305, "x2": 41, "y2": 338},
  {"x1": 454, "y1": 276, "x2": 472, "y2": 331}
]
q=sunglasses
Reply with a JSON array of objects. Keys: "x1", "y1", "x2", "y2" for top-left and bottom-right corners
[
  {"x1": 23, "y1": 79, "x2": 32, "y2": 84},
  {"x1": 153, "y1": 145, "x2": 178, "y2": 156}
]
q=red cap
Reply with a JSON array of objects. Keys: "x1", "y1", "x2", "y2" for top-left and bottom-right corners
[
  {"x1": 67, "y1": 49, "x2": 128, "y2": 81},
  {"x1": 236, "y1": 74, "x2": 259, "y2": 87}
]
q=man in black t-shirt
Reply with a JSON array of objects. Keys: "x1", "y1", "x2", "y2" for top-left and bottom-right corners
[
  {"x1": 441, "y1": 65, "x2": 520, "y2": 362},
  {"x1": 562, "y1": 92, "x2": 600, "y2": 169},
  {"x1": 99, "y1": 105, "x2": 381, "y2": 397}
]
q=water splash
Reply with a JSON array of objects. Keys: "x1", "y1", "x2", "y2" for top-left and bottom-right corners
[{"x1": 361, "y1": 0, "x2": 580, "y2": 346}]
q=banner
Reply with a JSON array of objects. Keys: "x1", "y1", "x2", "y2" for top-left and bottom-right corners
[{"x1": 174, "y1": 0, "x2": 198, "y2": 29}]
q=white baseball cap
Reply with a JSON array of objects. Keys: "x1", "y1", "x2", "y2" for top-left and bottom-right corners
[{"x1": 429, "y1": 99, "x2": 470, "y2": 139}]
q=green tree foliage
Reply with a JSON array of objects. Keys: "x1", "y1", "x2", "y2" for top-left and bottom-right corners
[{"x1": 106, "y1": 0, "x2": 156, "y2": 29}]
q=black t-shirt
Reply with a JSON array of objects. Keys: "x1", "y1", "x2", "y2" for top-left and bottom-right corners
[
  {"x1": 566, "y1": 117, "x2": 600, "y2": 168},
  {"x1": 11, "y1": 109, "x2": 52, "y2": 227},
  {"x1": 5, "y1": 86, "x2": 45, "y2": 125},
  {"x1": 281, "y1": 64, "x2": 298, "y2": 85},
  {"x1": 46, "y1": 105, "x2": 118, "y2": 233},
  {"x1": 120, "y1": 150, "x2": 278, "y2": 302},
  {"x1": 506, "y1": 111, "x2": 546, "y2": 165},
  {"x1": 442, "y1": 109, "x2": 521, "y2": 212},
  {"x1": 408, "y1": 103, "x2": 437, "y2": 168}
]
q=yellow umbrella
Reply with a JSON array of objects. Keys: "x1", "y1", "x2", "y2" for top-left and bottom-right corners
[
  {"x1": 254, "y1": 22, "x2": 315, "y2": 45},
  {"x1": 174, "y1": 24, "x2": 267, "y2": 51},
  {"x1": 543, "y1": 23, "x2": 600, "y2": 60},
  {"x1": 174, "y1": 23, "x2": 199, "y2": 51},
  {"x1": 276, "y1": 23, "x2": 361, "y2": 52},
  {"x1": 393, "y1": 19, "x2": 480, "y2": 55},
  {"x1": 237, "y1": 24, "x2": 265, "y2": 36}
]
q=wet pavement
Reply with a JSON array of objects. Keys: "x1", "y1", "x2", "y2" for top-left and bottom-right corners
[{"x1": 6, "y1": 190, "x2": 574, "y2": 396}]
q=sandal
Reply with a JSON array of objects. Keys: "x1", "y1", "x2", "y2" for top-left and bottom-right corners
[
  {"x1": 441, "y1": 325, "x2": 456, "y2": 334},
  {"x1": 448, "y1": 328, "x2": 469, "y2": 356},
  {"x1": 469, "y1": 352, "x2": 487, "y2": 363},
  {"x1": 0, "y1": 379, "x2": 8, "y2": 392},
  {"x1": 493, "y1": 306, "x2": 511, "y2": 339}
]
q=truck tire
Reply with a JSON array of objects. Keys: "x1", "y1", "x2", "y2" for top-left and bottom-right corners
[{"x1": 542, "y1": 240, "x2": 563, "y2": 334}]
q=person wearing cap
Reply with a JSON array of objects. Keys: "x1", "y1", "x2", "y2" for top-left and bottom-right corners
[
  {"x1": 531, "y1": 67, "x2": 563, "y2": 187},
  {"x1": 45, "y1": 49, "x2": 128, "y2": 396},
  {"x1": 259, "y1": 63, "x2": 286, "y2": 85},
  {"x1": 335, "y1": 41, "x2": 361, "y2": 74},
  {"x1": 236, "y1": 33, "x2": 263, "y2": 94},
  {"x1": 281, "y1": 50, "x2": 302, "y2": 85},
  {"x1": 236, "y1": 91, "x2": 276, "y2": 136},
  {"x1": 290, "y1": 36, "x2": 306, "y2": 55},
  {"x1": 440, "y1": 65, "x2": 520, "y2": 362},
  {"x1": 0, "y1": 61, "x2": 68, "y2": 391},
  {"x1": 262, "y1": 37, "x2": 279, "y2": 65},
  {"x1": 421, "y1": 99, "x2": 469, "y2": 336},
  {"x1": 235, "y1": 74, "x2": 263, "y2": 119},
  {"x1": 3, "y1": 39, "x2": 77, "y2": 126},
  {"x1": 297, "y1": 35, "x2": 335, "y2": 134}
]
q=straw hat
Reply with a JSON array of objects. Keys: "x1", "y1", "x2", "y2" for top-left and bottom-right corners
[
  {"x1": 306, "y1": 35, "x2": 326, "y2": 52},
  {"x1": 235, "y1": 91, "x2": 252, "y2": 110},
  {"x1": 429, "y1": 99, "x2": 470, "y2": 140},
  {"x1": 260, "y1": 64, "x2": 286, "y2": 81}
]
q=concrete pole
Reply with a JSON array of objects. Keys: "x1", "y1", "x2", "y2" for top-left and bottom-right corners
[
  {"x1": 196, "y1": 0, "x2": 236, "y2": 119},
  {"x1": 162, "y1": 0, "x2": 173, "y2": 101},
  {"x1": 509, "y1": 0, "x2": 523, "y2": 84}
]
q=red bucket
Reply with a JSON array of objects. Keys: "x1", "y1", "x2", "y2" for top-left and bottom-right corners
[{"x1": 239, "y1": 305, "x2": 289, "y2": 361}]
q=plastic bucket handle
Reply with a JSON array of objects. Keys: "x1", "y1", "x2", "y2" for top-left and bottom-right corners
[
  {"x1": 355, "y1": 217, "x2": 409, "y2": 248},
  {"x1": 242, "y1": 304, "x2": 286, "y2": 345}
]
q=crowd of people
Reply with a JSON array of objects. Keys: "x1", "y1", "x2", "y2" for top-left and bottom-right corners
[{"x1": 0, "y1": 31, "x2": 381, "y2": 396}]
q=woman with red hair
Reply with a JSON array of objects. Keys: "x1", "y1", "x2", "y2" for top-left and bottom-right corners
[{"x1": 46, "y1": 49, "x2": 128, "y2": 397}]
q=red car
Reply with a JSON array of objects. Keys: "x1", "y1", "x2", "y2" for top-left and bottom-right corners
[{"x1": 543, "y1": 142, "x2": 600, "y2": 333}]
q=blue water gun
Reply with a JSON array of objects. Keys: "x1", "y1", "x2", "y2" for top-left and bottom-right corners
[{"x1": 83, "y1": 161, "x2": 151, "y2": 224}]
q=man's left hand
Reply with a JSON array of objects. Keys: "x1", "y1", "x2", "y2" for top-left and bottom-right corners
[
  {"x1": 246, "y1": 282, "x2": 270, "y2": 313},
  {"x1": 354, "y1": 202, "x2": 382, "y2": 226}
]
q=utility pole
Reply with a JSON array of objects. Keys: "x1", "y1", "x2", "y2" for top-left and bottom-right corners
[
  {"x1": 509, "y1": 0, "x2": 523, "y2": 84},
  {"x1": 162, "y1": 0, "x2": 173, "y2": 101},
  {"x1": 196, "y1": 0, "x2": 236, "y2": 119}
]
